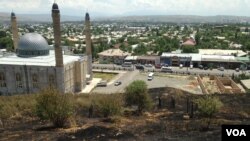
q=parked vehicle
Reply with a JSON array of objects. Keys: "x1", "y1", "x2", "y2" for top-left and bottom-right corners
[
  {"x1": 190, "y1": 64, "x2": 193, "y2": 69},
  {"x1": 235, "y1": 68, "x2": 240, "y2": 72},
  {"x1": 148, "y1": 72, "x2": 154, "y2": 81},
  {"x1": 198, "y1": 65, "x2": 203, "y2": 69},
  {"x1": 155, "y1": 64, "x2": 161, "y2": 69},
  {"x1": 161, "y1": 66, "x2": 173, "y2": 73},
  {"x1": 114, "y1": 81, "x2": 122, "y2": 86},
  {"x1": 97, "y1": 80, "x2": 107, "y2": 87},
  {"x1": 144, "y1": 64, "x2": 153, "y2": 68},
  {"x1": 135, "y1": 64, "x2": 144, "y2": 70},
  {"x1": 122, "y1": 62, "x2": 132, "y2": 67},
  {"x1": 218, "y1": 67, "x2": 225, "y2": 71}
]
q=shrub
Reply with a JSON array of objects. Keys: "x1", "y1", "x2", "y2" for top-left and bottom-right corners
[
  {"x1": 35, "y1": 88, "x2": 74, "y2": 127},
  {"x1": 94, "y1": 94, "x2": 123, "y2": 117},
  {"x1": 124, "y1": 80, "x2": 153, "y2": 114},
  {"x1": 195, "y1": 96, "x2": 223, "y2": 130}
]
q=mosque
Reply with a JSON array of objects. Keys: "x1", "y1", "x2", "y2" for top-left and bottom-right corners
[{"x1": 0, "y1": 3, "x2": 93, "y2": 95}]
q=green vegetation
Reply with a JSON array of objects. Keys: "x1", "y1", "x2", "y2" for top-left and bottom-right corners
[
  {"x1": 195, "y1": 96, "x2": 223, "y2": 130},
  {"x1": 93, "y1": 94, "x2": 123, "y2": 117},
  {"x1": 0, "y1": 30, "x2": 13, "y2": 51},
  {"x1": 35, "y1": 88, "x2": 74, "y2": 127},
  {"x1": 124, "y1": 80, "x2": 153, "y2": 114},
  {"x1": 93, "y1": 72, "x2": 117, "y2": 82}
]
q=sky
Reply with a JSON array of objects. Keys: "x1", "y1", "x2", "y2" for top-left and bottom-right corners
[{"x1": 1, "y1": 0, "x2": 250, "y2": 17}]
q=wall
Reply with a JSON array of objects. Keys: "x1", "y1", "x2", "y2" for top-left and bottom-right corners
[{"x1": 197, "y1": 75, "x2": 209, "y2": 94}]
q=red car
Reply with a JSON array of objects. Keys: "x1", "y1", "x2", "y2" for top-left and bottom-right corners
[{"x1": 155, "y1": 64, "x2": 161, "y2": 69}]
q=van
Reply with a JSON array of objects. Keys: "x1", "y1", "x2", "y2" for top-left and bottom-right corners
[
  {"x1": 161, "y1": 66, "x2": 173, "y2": 73},
  {"x1": 97, "y1": 80, "x2": 107, "y2": 87},
  {"x1": 122, "y1": 62, "x2": 132, "y2": 67},
  {"x1": 148, "y1": 72, "x2": 154, "y2": 81}
]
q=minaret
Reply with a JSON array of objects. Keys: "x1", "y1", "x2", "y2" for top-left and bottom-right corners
[
  {"x1": 84, "y1": 13, "x2": 93, "y2": 80},
  {"x1": 11, "y1": 12, "x2": 19, "y2": 51},
  {"x1": 52, "y1": 3, "x2": 63, "y2": 67}
]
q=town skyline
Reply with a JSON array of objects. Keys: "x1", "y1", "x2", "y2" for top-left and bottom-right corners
[{"x1": 1, "y1": 0, "x2": 250, "y2": 17}]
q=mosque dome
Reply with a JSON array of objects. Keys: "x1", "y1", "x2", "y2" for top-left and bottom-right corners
[
  {"x1": 52, "y1": 3, "x2": 59, "y2": 10},
  {"x1": 11, "y1": 12, "x2": 15, "y2": 17},
  {"x1": 17, "y1": 33, "x2": 50, "y2": 57}
]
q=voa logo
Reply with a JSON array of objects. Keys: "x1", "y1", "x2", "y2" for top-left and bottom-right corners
[{"x1": 226, "y1": 129, "x2": 246, "y2": 136}]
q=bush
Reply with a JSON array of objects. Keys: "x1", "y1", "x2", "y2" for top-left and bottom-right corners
[
  {"x1": 94, "y1": 94, "x2": 123, "y2": 117},
  {"x1": 124, "y1": 80, "x2": 153, "y2": 114},
  {"x1": 35, "y1": 88, "x2": 74, "y2": 127},
  {"x1": 195, "y1": 96, "x2": 223, "y2": 130}
]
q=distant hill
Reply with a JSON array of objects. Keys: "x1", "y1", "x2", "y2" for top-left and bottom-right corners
[
  {"x1": 1, "y1": 12, "x2": 250, "y2": 23},
  {"x1": 0, "y1": 12, "x2": 82, "y2": 23},
  {"x1": 100, "y1": 15, "x2": 250, "y2": 23}
]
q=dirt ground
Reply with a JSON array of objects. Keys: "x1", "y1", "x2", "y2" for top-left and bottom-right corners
[{"x1": 0, "y1": 90, "x2": 250, "y2": 141}]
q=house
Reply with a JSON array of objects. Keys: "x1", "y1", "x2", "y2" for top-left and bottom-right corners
[
  {"x1": 182, "y1": 39, "x2": 196, "y2": 46},
  {"x1": 98, "y1": 49, "x2": 131, "y2": 64}
]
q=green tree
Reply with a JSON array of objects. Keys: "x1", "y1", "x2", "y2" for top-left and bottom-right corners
[
  {"x1": 182, "y1": 46, "x2": 198, "y2": 53},
  {"x1": 35, "y1": 88, "x2": 74, "y2": 128},
  {"x1": 124, "y1": 80, "x2": 153, "y2": 114},
  {"x1": 195, "y1": 33, "x2": 201, "y2": 45},
  {"x1": 195, "y1": 96, "x2": 223, "y2": 130}
]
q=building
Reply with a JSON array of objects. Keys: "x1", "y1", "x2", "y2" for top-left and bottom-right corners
[
  {"x1": 161, "y1": 49, "x2": 246, "y2": 69},
  {"x1": 137, "y1": 56, "x2": 160, "y2": 65},
  {"x1": 182, "y1": 39, "x2": 196, "y2": 46},
  {"x1": 0, "y1": 3, "x2": 90, "y2": 95},
  {"x1": 98, "y1": 49, "x2": 131, "y2": 64}
]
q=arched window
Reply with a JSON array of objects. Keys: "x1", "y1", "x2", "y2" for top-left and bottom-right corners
[
  {"x1": 0, "y1": 72, "x2": 6, "y2": 88},
  {"x1": 48, "y1": 74, "x2": 55, "y2": 87},
  {"x1": 32, "y1": 74, "x2": 39, "y2": 88},
  {"x1": 16, "y1": 73, "x2": 23, "y2": 88}
]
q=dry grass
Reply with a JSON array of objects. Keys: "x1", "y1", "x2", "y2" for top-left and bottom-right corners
[{"x1": 93, "y1": 72, "x2": 117, "y2": 82}]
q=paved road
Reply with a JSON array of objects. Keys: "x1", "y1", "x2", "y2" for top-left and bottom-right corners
[
  {"x1": 92, "y1": 70, "x2": 202, "y2": 94},
  {"x1": 93, "y1": 63, "x2": 249, "y2": 77},
  {"x1": 92, "y1": 70, "x2": 139, "y2": 94}
]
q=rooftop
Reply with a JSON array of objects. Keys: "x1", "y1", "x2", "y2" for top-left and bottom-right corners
[
  {"x1": 98, "y1": 49, "x2": 131, "y2": 57},
  {"x1": 0, "y1": 50, "x2": 83, "y2": 66},
  {"x1": 198, "y1": 49, "x2": 247, "y2": 57}
]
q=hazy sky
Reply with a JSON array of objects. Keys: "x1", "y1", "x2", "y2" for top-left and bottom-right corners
[{"x1": 1, "y1": 0, "x2": 250, "y2": 17}]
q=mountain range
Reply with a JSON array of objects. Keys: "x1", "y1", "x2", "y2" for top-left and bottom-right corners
[{"x1": 1, "y1": 12, "x2": 250, "y2": 23}]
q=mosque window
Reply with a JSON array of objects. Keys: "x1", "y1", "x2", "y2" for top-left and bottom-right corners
[
  {"x1": 48, "y1": 74, "x2": 55, "y2": 87},
  {"x1": 0, "y1": 72, "x2": 6, "y2": 88},
  {"x1": 16, "y1": 73, "x2": 23, "y2": 88},
  {"x1": 32, "y1": 74, "x2": 39, "y2": 89}
]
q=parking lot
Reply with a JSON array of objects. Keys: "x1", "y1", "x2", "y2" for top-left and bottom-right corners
[{"x1": 92, "y1": 70, "x2": 202, "y2": 94}]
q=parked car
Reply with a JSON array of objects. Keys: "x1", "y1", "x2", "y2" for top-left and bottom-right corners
[
  {"x1": 97, "y1": 80, "x2": 107, "y2": 87},
  {"x1": 235, "y1": 68, "x2": 240, "y2": 72},
  {"x1": 204, "y1": 66, "x2": 209, "y2": 70},
  {"x1": 114, "y1": 81, "x2": 122, "y2": 86},
  {"x1": 135, "y1": 64, "x2": 144, "y2": 70},
  {"x1": 179, "y1": 64, "x2": 183, "y2": 69},
  {"x1": 155, "y1": 64, "x2": 161, "y2": 69},
  {"x1": 218, "y1": 67, "x2": 225, "y2": 71},
  {"x1": 198, "y1": 65, "x2": 203, "y2": 69},
  {"x1": 144, "y1": 64, "x2": 153, "y2": 68},
  {"x1": 190, "y1": 64, "x2": 193, "y2": 69}
]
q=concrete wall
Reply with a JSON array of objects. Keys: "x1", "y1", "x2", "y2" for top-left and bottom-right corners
[
  {"x1": 197, "y1": 75, "x2": 209, "y2": 94},
  {"x1": 215, "y1": 76, "x2": 242, "y2": 94},
  {"x1": 0, "y1": 65, "x2": 58, "y2": 95}
]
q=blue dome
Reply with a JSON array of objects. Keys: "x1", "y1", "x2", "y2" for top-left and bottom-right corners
[
  {"x1": 85, "y1": 13, "x2": 90, "y2": 21},
  {"x1": 52, "y1": 3, "x2": 59, "y2": 10},
  {"x1": 17, "y1": 33, "x2": 50, "y2": 57},
  {"x1": 11, "y1": 12, "x2": 15, "y2": 17}
]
